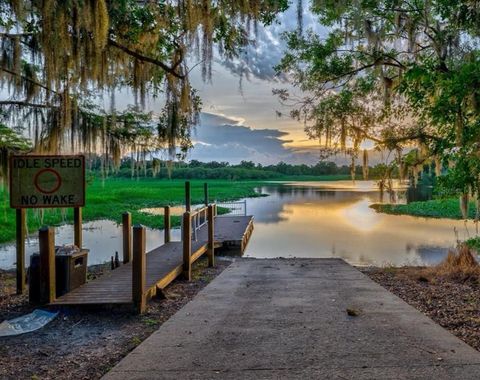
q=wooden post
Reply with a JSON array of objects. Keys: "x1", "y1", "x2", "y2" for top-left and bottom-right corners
[
  {"x1": 16, "y1": 208, "x2": 26, "y2": 294},
  {"x1": 74, "y1": 207, "x2": 82, "y2": 248},
  {"x1": 185, "y1": 181, "x2": 191, "y2": 212},
  {"x1": 122, "y1": 212, "x2": 132, "y2": 264},
  {"x1": 204, "y1": 182, "x2": 209, "y2": 206},
  {"x1": 39, "y1": 227, "x2": 55, "y2": 304},
  {"x1": 207, "y1": 205, "x2": 215, "y2": 267},
  {"x1": 164, "y1": 206, "x2": 171, "y2": 243},
  {"x1": 182, "y1": 211, "x2": 192, "y2": 281},
  {"x1": 132, "y1": 225, "x2": 146, "y2": 314}
]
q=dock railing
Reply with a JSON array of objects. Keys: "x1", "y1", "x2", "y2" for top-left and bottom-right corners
[
  {"x1": 182, "y1": 204, "x2": 216, "y2": 281},
  {"x1": 215, "y1": 199, "x2": 247, "y2": 216}
]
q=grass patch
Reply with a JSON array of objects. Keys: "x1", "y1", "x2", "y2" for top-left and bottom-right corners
[
  {"x1": 0, "y1": 178, "x2": 264, "y2": 244},
  {"x1": 425, "y1": 244, "x2": 480, "y2": 282},
  {"x1": 371, "y1": 198, "x2": 477, "y2": 219}
]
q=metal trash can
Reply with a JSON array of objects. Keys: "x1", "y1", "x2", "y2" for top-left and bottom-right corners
[
  {"x1": 55, "y1": 249, "x2": 88, "y2": 297},
  {"x1": 29, "y1": 246, "x2": 89, "y2": 303}
]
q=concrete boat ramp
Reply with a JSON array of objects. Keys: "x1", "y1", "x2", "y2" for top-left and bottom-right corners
[{"x1": 103, "y1": 259, "x2": 480, "y2": 379}]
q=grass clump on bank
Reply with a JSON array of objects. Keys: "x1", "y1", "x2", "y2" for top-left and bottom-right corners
[
  {"x1": 425, "y1": 244, "x2": 480, "y2": 282},
  {"x1": 0, "y1": 178, "x2": 263, "y2": 244},
  {"x1": 371, "y1": 198, "x2": 477, "y2": 219}
]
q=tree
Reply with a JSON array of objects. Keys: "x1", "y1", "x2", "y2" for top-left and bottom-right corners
[
  {"x1": 0, "y1": 0, "x2": 288, "y2": 177},
  {"x1": 275, "y1": 0, "x2": 480, "y2": 211}
]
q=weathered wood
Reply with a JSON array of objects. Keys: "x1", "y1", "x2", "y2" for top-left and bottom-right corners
[
  {"x1": 164, "y1": 206, "x2": 171, "y2": 243},
  {"x1": 204, "y1": 182, "x2": 209, "y2": 206},
  {"x1": 122, "y1": 212, "x2": 132, "y2": 264},
  {"x1": 16, "y1": 208, "x2": 26, "y2": 294},
  {"x1": 182, "y1": 211, "x2": 192, "y2": 281},
  {"x1": 185, "y1": 181, "x2": 191, "y2": 212},
  {"x1": 207, "y1": 205, "x2": 215, "y2": 267},
  {"x1": 52, "y1": 216, "x2": 253, "y2": 306},
  {"x1": 74, "y1": 207, "x2": 82, "y2": 248},
  {"x1": 132, "y1": 225, "x2": 146, "y2": 314},
  {"x1": 39, "y1": 226, "x2": 56, "y2": 304}
]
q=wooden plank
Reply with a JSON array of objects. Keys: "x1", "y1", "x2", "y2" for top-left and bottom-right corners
[{"x1": 52, "y1": 216, "x2": 254, "y2": 307}]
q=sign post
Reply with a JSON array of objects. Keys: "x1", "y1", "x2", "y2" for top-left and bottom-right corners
[{"x1": 10, "y1": 155, "x2": 86, "y2": 294}]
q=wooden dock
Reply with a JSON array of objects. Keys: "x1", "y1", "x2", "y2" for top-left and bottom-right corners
[{"x1": 51, "y1": 209, "x2": 254, "y2": 309}]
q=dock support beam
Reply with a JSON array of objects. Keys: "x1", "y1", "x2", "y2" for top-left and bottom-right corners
[
  {"x1": 185, "y1": 181, "x2": 191, "y2": 212},
  {"x1": 39, "y1": 227, "x2": 56, "y2": 304},
  {"x1": 16, "y1": 209, "x2": 26, "y2": 294},
  {"x1": 207, "y1": 205, "x2": 215, "y2": 267},
  {"x1": 164, "y1": 206, "x2": 171, "y2": 243},
  {"x1": 122, "y1": 212, "x2": 132, "y2": 264},
  {"x1": 182, "y1": 212, "x2": 192, "y2": 281},
  {"x1": 132, "y1": 225, "x2": 146, "y2": 314},
  {"x1": 204, "y1": 182, "x2": 209, "y2": 206},
  {"x1": 74, "y1": 207, "x2": 82, "y2": 248}
]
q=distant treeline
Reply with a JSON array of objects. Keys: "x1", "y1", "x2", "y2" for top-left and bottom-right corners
[{"x1": 88, "y1": 157, "x2": 399, "y2": 181}]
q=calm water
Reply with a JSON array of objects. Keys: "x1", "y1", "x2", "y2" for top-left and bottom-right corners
[
  {"x1": 0, "y1": 180, "x2": 475, "y2": 269},
  {"x1": 243, "y1": 181, "x2": 474, "y2": 266}
]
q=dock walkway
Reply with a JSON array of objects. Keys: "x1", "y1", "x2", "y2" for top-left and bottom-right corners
[
  {"x1": 103, "y1": 258, "x2": 480, "y2": 379},
  {"x1": 52, "y1": 214, "x2": 254, "y2": 306}
]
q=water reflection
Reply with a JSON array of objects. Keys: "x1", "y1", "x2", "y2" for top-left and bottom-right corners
[
  {"x1": 0, "y1": 180, "x2": 471, "y2": 269},
  {"x1": 244, "y1": 181, "x2": 474, "y2": 266},
  {"x1": 0, "y1": 221, "x2": 181, "y2": 270}
]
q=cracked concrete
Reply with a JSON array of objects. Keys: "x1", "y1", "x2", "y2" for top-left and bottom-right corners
[{"x1": 102, "y1": 258, "x2": 480, "y2": 379}]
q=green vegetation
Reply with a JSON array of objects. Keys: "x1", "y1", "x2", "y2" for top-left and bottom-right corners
[
  {"x1": 0, "y1": 178, "x2": 263, "y2": 244},
  {"x1": 371, "y1": 198, "x2": 477, "y2": 220},
  {"x1": 93, "y1": 158, "x2": 396, "y2": 181}
]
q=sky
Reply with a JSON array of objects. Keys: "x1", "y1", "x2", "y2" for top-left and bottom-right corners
[
  {"x1": 115, "y1": 2, "x2": 384, "y2": 165},
  {"x1": 180, "y1": 2, "x2": 330, "y2": 165}
]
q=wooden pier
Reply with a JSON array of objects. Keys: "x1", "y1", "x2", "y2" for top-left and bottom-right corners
[{"x1": 50, "y1": 205, "x2": 254, "y2": 311}]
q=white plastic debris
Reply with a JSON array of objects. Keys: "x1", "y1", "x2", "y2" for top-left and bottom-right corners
[{"x1": 0, "y1": 309, "x2": 58, "y2": 337}]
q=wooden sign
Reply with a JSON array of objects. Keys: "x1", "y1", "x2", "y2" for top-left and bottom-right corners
[{"x1": 10, "y1": 155, "x2": 85, "y2": 208}]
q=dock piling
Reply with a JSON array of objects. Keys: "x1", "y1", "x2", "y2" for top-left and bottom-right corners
[
  {"x1": 182, "y1": 211, "x2": 192, "y2": 281},
  {"x1": 39, "y1": 226, "x2": 56, "y2": 304},
  {"x1": 74, "y1": 207, "x2": 82, "y2": 248},
  {"x1": 132, "y1": 225, "x2": 146, "y2": 314},
  {"x1": 16, "y1": 208, "x2": 26, "y2": 295},
  {"x1": 122, "y1": 212, "x2": 132, "y2": 264},
  {"x1": 207, "y1": 205, "x2": 215, "y2": 267},
  {"x1": 164, "y1": 206, "x2": 171, "y2": 243},
  {"x1": 185, "y1": 181, "x2": 191, "y2": 212}
]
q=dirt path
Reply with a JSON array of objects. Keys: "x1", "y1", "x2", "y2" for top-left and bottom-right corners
[{"x1": 0, "y1": 257, "x2": 231, "y2": 380}]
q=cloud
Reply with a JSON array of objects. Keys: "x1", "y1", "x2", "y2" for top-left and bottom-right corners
[{"x1": 188, "y1": 113, "x2": 394, "y2": 166}]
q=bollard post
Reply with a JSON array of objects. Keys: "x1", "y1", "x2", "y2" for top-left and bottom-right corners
[
  {"x1": 164, "y1": 206, "x2": 171, "y2": 243},
  {"x1": 207, "y1": 205, "x2": 215, "y2": 267},
  {"x1": 39, "y1": 226, "x2": 56, "y2": 304},
  {"x1": 122, "y1": 212, "x2": 132, "y2": 264},
  {"x1": 185, "y1": 181, "x2": 191, "y2": 212},
  {"x1": 16, "y1": 208, "x2": 26, "y2": 294},
  {"x1": 74, "y1": 207, "x2": 82, "y2": 248},
  {"x1": 182, "y1": 212, "x2": 192, "y2": 281},
  {"x1": 132, "y1": 225, "x2": 146, "y2": 314}
]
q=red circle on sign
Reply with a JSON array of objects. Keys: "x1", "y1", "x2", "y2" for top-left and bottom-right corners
[{"x1": 34, "y1": 169, "x2": 62, "y2": 194}]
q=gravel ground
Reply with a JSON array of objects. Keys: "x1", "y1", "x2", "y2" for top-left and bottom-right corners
[
  {"x1": 0, "y1": 257, "x2": 231, "y2": 380},
  {"x1": 360, "y1": 266, "x2": 480, "y2": 352}
]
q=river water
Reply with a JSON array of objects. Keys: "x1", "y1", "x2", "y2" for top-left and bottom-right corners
[{"x1": 0, "y1": 180, "x2": 475, "y2": 269}]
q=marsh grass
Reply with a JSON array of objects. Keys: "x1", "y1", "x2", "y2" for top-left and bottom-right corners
[
  {"x1": 0, "y1": 178, "x2": 263, "y2": 244},
  {"x1": 425, "y1": 244, "x2": 480, "y2": 282}
]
